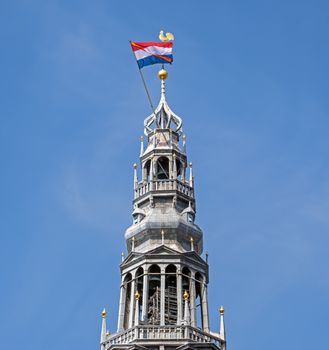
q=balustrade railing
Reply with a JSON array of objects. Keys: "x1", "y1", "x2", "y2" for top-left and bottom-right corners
[
  {"x1": 104, "y1": 325, "x2": 222, "y2": 348},
  {"x1": 134, "y1": 179, "x2": 194, "y2": 199}
]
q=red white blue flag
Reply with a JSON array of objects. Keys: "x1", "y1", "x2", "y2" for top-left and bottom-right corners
[{"x1": 130, "y1": 42, "x2": 173, "y2": 69}]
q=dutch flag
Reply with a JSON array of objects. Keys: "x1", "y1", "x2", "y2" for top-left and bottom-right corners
[{"x1": 130, "y1": 42, "x2": 173, "y2": 69}]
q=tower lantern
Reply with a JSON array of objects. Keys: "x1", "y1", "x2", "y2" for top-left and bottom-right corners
[{"x1": 100, "y1": 68, "x2": 226, "y2": 350}]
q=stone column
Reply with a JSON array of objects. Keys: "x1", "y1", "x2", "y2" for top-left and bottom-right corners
[
  {"x1": 160, "y1": 266, "x2": 166, "y2": 325},
  {"x1": 117, "y1": 275, "x2": 126, "y2": 332},
  {"x1": 169, "y1": 154, "x2": 173, "y2": 179},
  {"x1": 176, "y1": 266, "x2": 183, "y2": 325},
  {"x1": 190, "y1": 271, "x2": 196, "y2": 327},
  {"x1": 182, "y1": 163, "x2": 186, "y2": 183},
  {"x1": 128, "y1": 274, "x2": 136, "y2": 328},
  {"x1": 141, "y1": 271, "x2": 149, "y2": 321},
  {"x1": 153, "y1": 158, "x2": 158, "y2": 180},
  {"x1": 200, "y1": 279, "x2": 210, "y2": 333}
]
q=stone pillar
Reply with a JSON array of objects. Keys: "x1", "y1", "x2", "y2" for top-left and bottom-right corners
[
  {"x1": 201, "y1": 279, "x2": 210, "y2": 333},
  {"x1": 169, "y1": 154, "x2": 173, "y2": 179},
  {"x1": 190, "y1": 271, "x2": 196, "y2": 327},
  {"x1": 182, "y1": 163, "x2": 186, "y2": 183},
  {"x1": 141, "y1": 271, "x2": 149, "y2": 321},
  {"x1": 176, "y1": 266, "x2": 183, "y2": 325},
  {"x1": 117, "y1": 275, "x2": 126, "y2": 332},
  {"x1": 153, "y1": 158, "x2": 158, "y2": 180},
  {"x1": 128, "y1": 275, "x2": 136, "y2": 328},
  {"x1": 160, "y1": 266, "x2": 166, "y2": 325}
]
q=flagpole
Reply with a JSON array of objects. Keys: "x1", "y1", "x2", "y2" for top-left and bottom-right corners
[
  {"x1": 129, "y1": 40, "x2": 156, "y2": 115},
  {"x1": 129, "y1": 40, "x2": 170, "y2": 148}
]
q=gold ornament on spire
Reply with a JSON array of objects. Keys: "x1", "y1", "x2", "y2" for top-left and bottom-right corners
[
  {"x1": 102, "y1": 308, "x2": 107, "y2": 318},
  {"x1": 183, "y1": 290, "x2": 190, "y2": 301},
  {"x1": 158, "y1": 68, "x2": 168, "y2": 80},
  {"x1": 159, "y1": 30, "x2": 175, "y2": 42},
  {"x1": 220, "y1": 305, "x2": 225, "y2": 315}
]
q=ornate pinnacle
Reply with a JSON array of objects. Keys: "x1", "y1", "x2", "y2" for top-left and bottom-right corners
[
  {"x1": 220, "y1": 305, "x2": 225, "y2": 315},
  {"x1": 102, "y1": 308, "x2": 107, "y2": 318}
]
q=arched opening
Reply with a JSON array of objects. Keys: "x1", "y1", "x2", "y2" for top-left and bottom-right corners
[
  {"x1": 148, "y1": 264, "x2": 161, "y2": 324},
  {"x1": 195, "y1": 272, "x2": 203, "y2": 329},
  {"x1": 123, "y1": 273, "x2": 132, "y2": 330},
  {"x1": 157, "y1": 157, "x2": 169, "y2": 180},
  {"x1": 144, "y1": 159, "x2": 151, "y2": 181},
  {"x1": 176, "y1": 159, "x2": 183, "y2": 180},
  {"x1": 182, "y1": 267, "x2": 191, "y2": 295},
  {"x1": 165, "y1": 264, "x2": 177, "y2": 325}
]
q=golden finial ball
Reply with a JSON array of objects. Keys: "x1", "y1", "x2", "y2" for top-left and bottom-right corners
[
  {"x1": 183, "y1": 290, "x2": 190, "y2": 301},
  {"x1": 135, "y1": 290, "x2": 141, "y2": 300},
  {"x1": 102, "y1": 308, "x2": 107, "y2": 318},
  {"x1": 133, "y1": 163, "x2": 137, "y2": 169},
  {"x1": 220, "y1": 306, "x2": 225, "y2": 315},
  {"x1": 158, "y1": 68, "x2": 168, "y2": 80}
]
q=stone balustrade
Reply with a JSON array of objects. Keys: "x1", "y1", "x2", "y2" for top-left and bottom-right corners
[
  {"x1": 134, "y1": 179, "x2": 194, "y2": 200},
  {"x1": 103, "y1": 325, "x2": 223, "y2": 349}
]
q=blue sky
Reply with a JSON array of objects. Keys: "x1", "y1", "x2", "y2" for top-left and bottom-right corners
[{"x1": 1, "y1": 1, "x2": 329, "y2": 349}]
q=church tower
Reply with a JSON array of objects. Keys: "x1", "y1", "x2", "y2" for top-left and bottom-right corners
[{"x1": 100, "y1": 68, "x2": 226, "y2": 350}]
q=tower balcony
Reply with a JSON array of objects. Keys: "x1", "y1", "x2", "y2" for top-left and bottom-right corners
[
  {"x1": 103, "y1": 325, "x2": 224, "y2": 349},
  {"x1": 134, "y1": 179, "x2": 194, "y2": 201}
]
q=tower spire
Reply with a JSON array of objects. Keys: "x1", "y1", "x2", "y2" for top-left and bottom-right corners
[
  {"x1": 159, "y1": 70, "x2": 166, "y2": 102},
  {"x1": 143, "y1": 68, "x2": 182, "y2": 135},
  {"x1": 109, "y1": 55, "x2": 226, "y2": 350},
  {"x1": 100, "y1": 308, "x2": 107, "y2": 344},
  {"x1": 134, "y1": 291, "x2": 141, "y2": 326},
  {"x1": 183, "y1": 291, "x2": 190, "y2": 325},
  {"x1": 219, "y1": 306, "x2": 226, "y2": 341}
]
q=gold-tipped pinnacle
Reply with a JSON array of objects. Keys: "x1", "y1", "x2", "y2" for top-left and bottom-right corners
[
  {"x1": 102, "y1": 308, "x2": 107, "y2": 318},
  {"x1": 134, "y1": 163, "x2": 137, "y2": 169},
  {"x1": 220, "y1": 305, "x2": 225, "y2": 315},
  {"x1": 183, "y1": 290, "x2": 190, "y2": 301}
]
